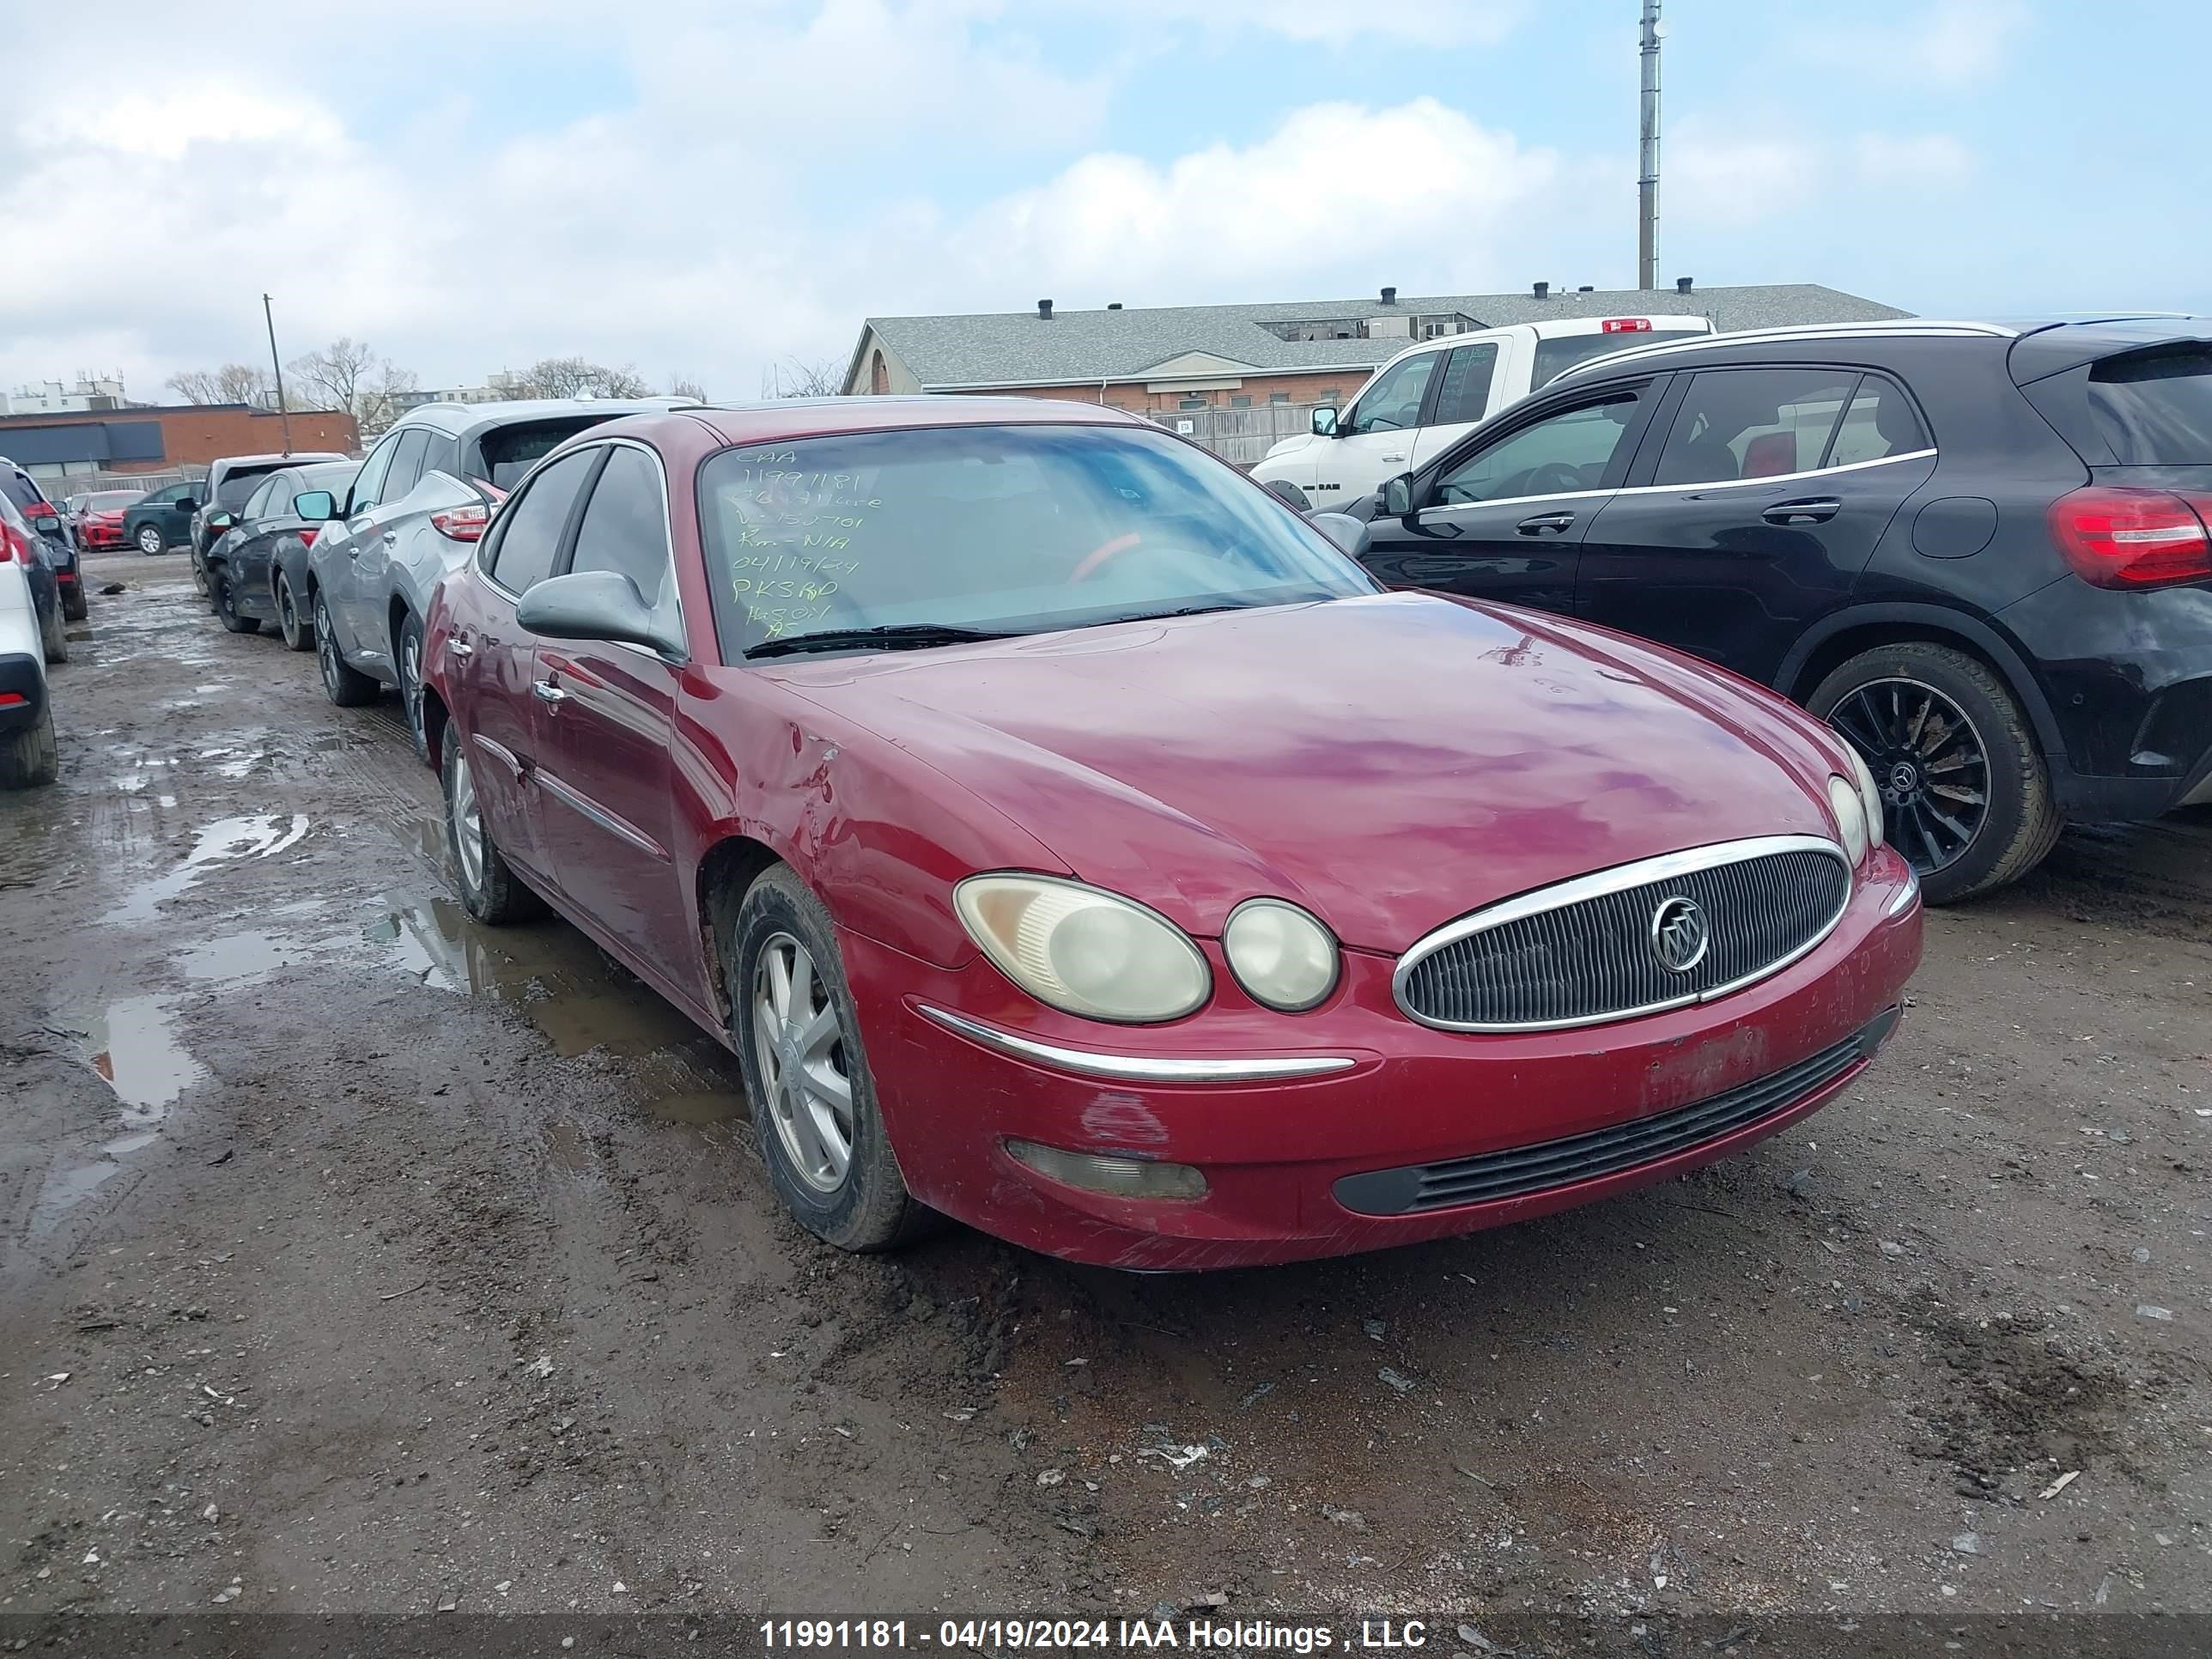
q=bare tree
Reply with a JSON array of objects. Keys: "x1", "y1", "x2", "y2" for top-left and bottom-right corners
[
  {"x1": 166, "y1": 362, "x2": 274, "y2": 406},
  {"x1": 506, "y1": 356, "x2": 653, "y2": 399},
  {"x1": 667, "y1": 373, "x2": 708, "y2": 402},
  {"x1": 289, "y1": 337, "x2": 421, "y2": 433},
  {"x1": 758, "y1": 356, "x2": 843, "y2": 399}
]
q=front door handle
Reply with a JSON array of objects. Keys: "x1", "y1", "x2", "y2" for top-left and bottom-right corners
[
  {"x1": 1381, "y1": 453, "x2": 1407, "y2": 463},
  {"x1": 1762, "y1": 497, "x2": 1841, "y2": 526},
  {"x1": 532, "y1": 679, "x2": 569, "y2": 706},
  {"x1": 381, "y1": 530, "x2": 398, "y2": 545},
  {"x1": 1516, "y1": 511, "x2": 1576, "y2": 535},
  {"x1": 447, "y1": 638, "x2": 474, "y2": 659}
]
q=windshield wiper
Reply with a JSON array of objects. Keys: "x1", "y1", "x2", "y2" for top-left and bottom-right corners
[{"x1": 744, "y1": 623, "x2": 1024, "y2": 659}]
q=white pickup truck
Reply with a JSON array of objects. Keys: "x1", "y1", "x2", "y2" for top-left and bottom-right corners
[{"x1": 1252, "y1": 313, "x2": 1713, "y2": 509}]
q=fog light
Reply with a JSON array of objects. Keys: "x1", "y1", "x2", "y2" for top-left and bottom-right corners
[{"x1": 1005, "y1": 1138, "x2": 1208, "y2": 1200}]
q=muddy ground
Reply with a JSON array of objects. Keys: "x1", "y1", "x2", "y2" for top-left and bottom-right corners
[{"x1": 1, "y1": 556, "x2": 2206, "y2": 1640}]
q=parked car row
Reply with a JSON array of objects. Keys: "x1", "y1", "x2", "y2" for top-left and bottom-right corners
[
  {"x1": 173, "y1": 385, "x2": 1928, "y2": 1271},
  {"x1": 0, "y1": 487, "x2": 65, "y2": 787}
]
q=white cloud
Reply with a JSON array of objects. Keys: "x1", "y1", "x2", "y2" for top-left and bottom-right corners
[
  {"x1": 1668, "y1": 117, "x2": 1818, "y2": 226},
  {"x1": 1802, "y1": 0, "x2": 2031, "y2": 88},
  {"x1": 1078, "y1": 0, "x2": 1524, "y2": 47}
]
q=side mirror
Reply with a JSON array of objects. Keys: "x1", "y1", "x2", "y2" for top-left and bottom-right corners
[
  {"x1": 205, "y1": 510, "x2": 234, "y2": 532},
  {"x1": 1307, "y1": 511, "x2": 1371, "y2": 559},
  {"x1": 175, "y1": 496, "x2": 198, "y2": 514},
  {"x1": 1382, "y1": 473, "x2": 1417, "y2": 519},
  {"x1": 293, "y1": 490, "x2": 337, "y2": 522},
  {"x1": 515, "y1": 571, "x2": 682, "y2": 659},
  {"x1": 1310, "y1": 405, "x2": 1340, "y2": 438}
]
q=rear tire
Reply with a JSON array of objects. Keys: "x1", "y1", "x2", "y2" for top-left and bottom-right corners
[
  {"x1": 211, "y1": 568, "x2": 260, "y2": 634},
  {"x1": 134, "y1": 525, "x2": 163, "y2": 556},
  {"x1": 276, "y1": 573, "x2": 313, "y2": 650},
  {"x1": 40, "y1": 603, "x2": 67, "y2": 665},
  {"x1": 191, "y1": 549, "x2": 209, "y2": 597},
  {"x1": 0, "y1": 703, "x2": 58, "y2": 787},
  {"x1": 442, "y1": 729, "x2": 543, "y2": 923},
  {"x1": 62, "y1": 586, "x2": 87, "y2": 623},
  {"x1": 313, "y1": 592, "x2": 380, "y2": 707},
  {"x1": 1808, "y1": 641, "x2": 2060, "y2": 904},
  {"x1": 726, "y1": 865, "x2": 935, "y2": 1253}
]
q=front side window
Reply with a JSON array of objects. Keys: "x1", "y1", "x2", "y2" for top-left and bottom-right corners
[
  {"x1": 567, "y1": 447, "x2": 674, "y2": 610},
  {"x1": 486, "y1": 448, "x2": 598, "y2": 595},
  {"x1": 1343, "y1": 353, "x2": 1440, "y2": 436},
  {"x1": 1653, "y1": 368, "x2": 1856, "y2": 486},
  {"x1": 380, "y1": 429, "x2": 432, "y2": 502},
  {"x1": 1431, "y1": 343, "x2": 1500, "y2": 426},
  {"x1": 1434, "y1": 393, "x2": 1644, "y2": 507},
  {"x1": 696, "y1": 423, "x2": 1375, "y2": 656},
  {"x1": 349, "y1": 434, "x2": 400, "y2": 513}
]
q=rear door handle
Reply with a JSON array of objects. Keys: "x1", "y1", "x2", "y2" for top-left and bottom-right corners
[
  {"x1": 532, "y1": 679, "x2": 569, "y2": 706},
  {"x1": 1516, "y1": 512, "x2": 1576, "y2": 535},
  {"x1": 447, "y1": 638, "x2": 474, "y2": 659},
  {"x1": 381, "y1": 530, "x2": 398, "y2": 545},
  {"x1": 1761, "y1": 497, "x2": 1841, "y2": 526}
]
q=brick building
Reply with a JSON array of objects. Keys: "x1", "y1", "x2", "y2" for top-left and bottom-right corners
[
  {"x1": 0, "y1": 403, "x2": 360, "y2": 483},
  {"x1": 843, "y1": 283, "x2": 1910, "y2": 413}
]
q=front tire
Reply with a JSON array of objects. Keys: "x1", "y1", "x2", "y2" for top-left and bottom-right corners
[
  {"x1": 211, "y1": 568, "x2": 260, "y2": 634},
  {"x1": 0, "y1": 703, "x2": 58, "y2": 787},
  {"x1": 441, "y1": 730, "x2": 542, "y2": 923},
  {"x1": 313, "y1": 592, "x2": 379, "y2": 707},
  {"x1": 727, "y1": 866, "x2": 932, "y2": 1253},
  {"x1": 134, "y1": 525, "x2": 164, "y2": 555},
  {"x1": 397, "y1": 612, "x2": 429, "y2": 763},
  {"x1": 1808, "y1": 641, "x2": 2060, "y2": 904},
  {"x1": 276, "y1": 572, "x2": 313, "y2": 651}
]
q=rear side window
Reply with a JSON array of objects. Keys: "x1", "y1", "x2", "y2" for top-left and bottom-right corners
[
  {"x1": 2088, "y1": 347, "x2": 2212, "y2": 463},
  {"x1": 1826, "y1": 376, "x2": 1929, "y2": 468},
  {"x1": 1431, "y1": 343, "x2": 1499, "y2": 426},
  {"x1": 486, "y1": 448, "x2": 598, "y2": 594},
  {"x1": 1653, "y1": 368, "x2": 1856, "y2": 486},
  {"x1": 567, "y1": 447, "x2": 672, "y2": 607}
]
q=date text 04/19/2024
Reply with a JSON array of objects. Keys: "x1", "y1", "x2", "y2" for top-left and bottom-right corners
[{"x1": 759, "y1": 1620, "x2": 1431, "y2": 1651}]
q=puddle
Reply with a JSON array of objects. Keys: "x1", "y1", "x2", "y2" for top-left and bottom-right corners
[
  {"x1": 363, "y1": 896, "x2": 700, "y2": 1057},
  {"x1": 109, "y1": 813, "x2": 311, "y2": 926},
  {"x1": 544, "y1": 1120, "x2": 596, "y2": 1173},
  {"x1": 177, "y1": 930, "x2": 299, "y2": 981},
  {"x1": 80, "y1": 994, "x2": 204, "y2": 1123}
]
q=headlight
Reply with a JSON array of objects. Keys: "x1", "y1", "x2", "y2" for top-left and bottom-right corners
[
  {"x1": 954, "y1": 874, "x2": 1211, "y2": 1024},
  {"x1": 1827, "y1": 775, "x2": 1869, "y2": 866},
  {"x1": 1845, "y1": 744, "x2": 1886, "y2": 851},
  {"x1": 1223, "y1": 898, "x2": 1340, "y2": 1012}
]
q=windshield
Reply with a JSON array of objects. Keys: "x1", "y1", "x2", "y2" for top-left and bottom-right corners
[
  {"x1": 83, "y1": 491, "x2": 144, "y2": 511},
  {"x1": 696, "y1": 422, "x2": 1376, "y2": 657}
]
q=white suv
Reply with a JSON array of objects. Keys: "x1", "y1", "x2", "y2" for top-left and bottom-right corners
[
  {"x1": 1252, "y1": 313, "x2": 1713, "y2": 510},
  {"x1": 0, "y1": 498, "x2": 58, "y2": 787}
]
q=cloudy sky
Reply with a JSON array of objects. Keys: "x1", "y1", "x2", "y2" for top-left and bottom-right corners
[{"x1": 3, "y1": 0, "x2": 2202, "y2": 403}]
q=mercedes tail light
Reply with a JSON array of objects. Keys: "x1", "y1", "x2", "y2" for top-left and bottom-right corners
[
  {"x1": 2049, "y1": 486, "x2": 2212, "y2": 590},
  {"x1": 430, "y1": 502, "x2": 489, "y2": 543}
]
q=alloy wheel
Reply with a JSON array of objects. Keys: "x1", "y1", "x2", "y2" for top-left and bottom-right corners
[
  {"x1": 751, "y1": 932, "x2": 854, "y2": 1194},
  {"x1": 1827, "y1": 677, "x2": 1990, "y2": 874},
  {"x1": 315, "y1": 599, "x2": 340, "y2": 694},
  {"x1": 448, "y1": 747, "x2": 485, "y2": 893},
  {"x1": 401, "y1": 631, "x2": 423, "y2": 745},
  {"x1": 277, "y1": 577, "x2": 301, "y2": 645}
]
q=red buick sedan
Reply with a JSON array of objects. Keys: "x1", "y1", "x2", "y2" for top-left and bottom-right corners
[{"x1": 421, "y1": 398, "x2": 1921, "y2": 1270}]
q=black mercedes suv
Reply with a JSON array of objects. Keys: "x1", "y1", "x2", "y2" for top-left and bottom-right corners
[{"x1": 1334, "y1": 315, "x2": 2212, "y2": 902}]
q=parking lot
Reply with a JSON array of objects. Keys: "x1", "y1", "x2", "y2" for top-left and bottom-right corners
[{"x1": 1, "y1": 555, "x2": 2207, "y2": 1634}]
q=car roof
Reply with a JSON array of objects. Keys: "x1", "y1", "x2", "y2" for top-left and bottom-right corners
[
  {"x1": 673, "y1": 394, "x2": 1148, "y2": 447},
  {"x1": 1551, "y1": 313, "x2": 2209, "y2": 385},
  {"x1": 387, "y1": 396, "x2": 706, "y2": 441}
]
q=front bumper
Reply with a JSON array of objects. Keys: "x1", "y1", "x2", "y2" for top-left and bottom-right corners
[
  {"x1": 82, "y1": 521, "x2": 125, "y2": 549},
  {"x1": 848, "y1": 845, "x2": 1923, "y2": 1270}
]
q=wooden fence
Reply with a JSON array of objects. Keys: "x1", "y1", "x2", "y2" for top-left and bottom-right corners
[{"x1": 1151, "y1": 404, "x2": 1319, "y2": 468}]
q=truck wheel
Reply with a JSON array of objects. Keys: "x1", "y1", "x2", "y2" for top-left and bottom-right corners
[
  {"x1": 0, "y1": 703, "x2": 58, "y2": 787},
  {"x1": 1808, "y1": 641, "x2": 2060, "y2": 903}
]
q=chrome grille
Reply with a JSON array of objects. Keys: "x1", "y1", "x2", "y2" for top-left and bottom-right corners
[{"x1": 1395, "y1": 836, "x2": 1852, "y2": 1032}]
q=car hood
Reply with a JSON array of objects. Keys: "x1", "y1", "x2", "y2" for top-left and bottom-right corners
[
  {"x1": 1260, "y1": 433, "x2": 1319, "y2": 462},
  {"x1": 773, "y1": 593, "x2": 1848, "y2": 952}
]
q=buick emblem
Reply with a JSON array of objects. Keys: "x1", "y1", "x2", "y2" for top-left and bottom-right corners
[{"x1": 1650, "y1": 896, "x2": 1710, "y2": 974}]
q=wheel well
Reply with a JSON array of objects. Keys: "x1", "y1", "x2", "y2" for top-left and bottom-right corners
[
  {"x1": 1787, "y1": 622, "x2": 2019, "y2": 711},
  {"x1": 420, "y1": 684, "x2": 449, "y2": 770},
  {"x1": 696, "y1": 836, "x2": 782, "y2": 1027}
]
